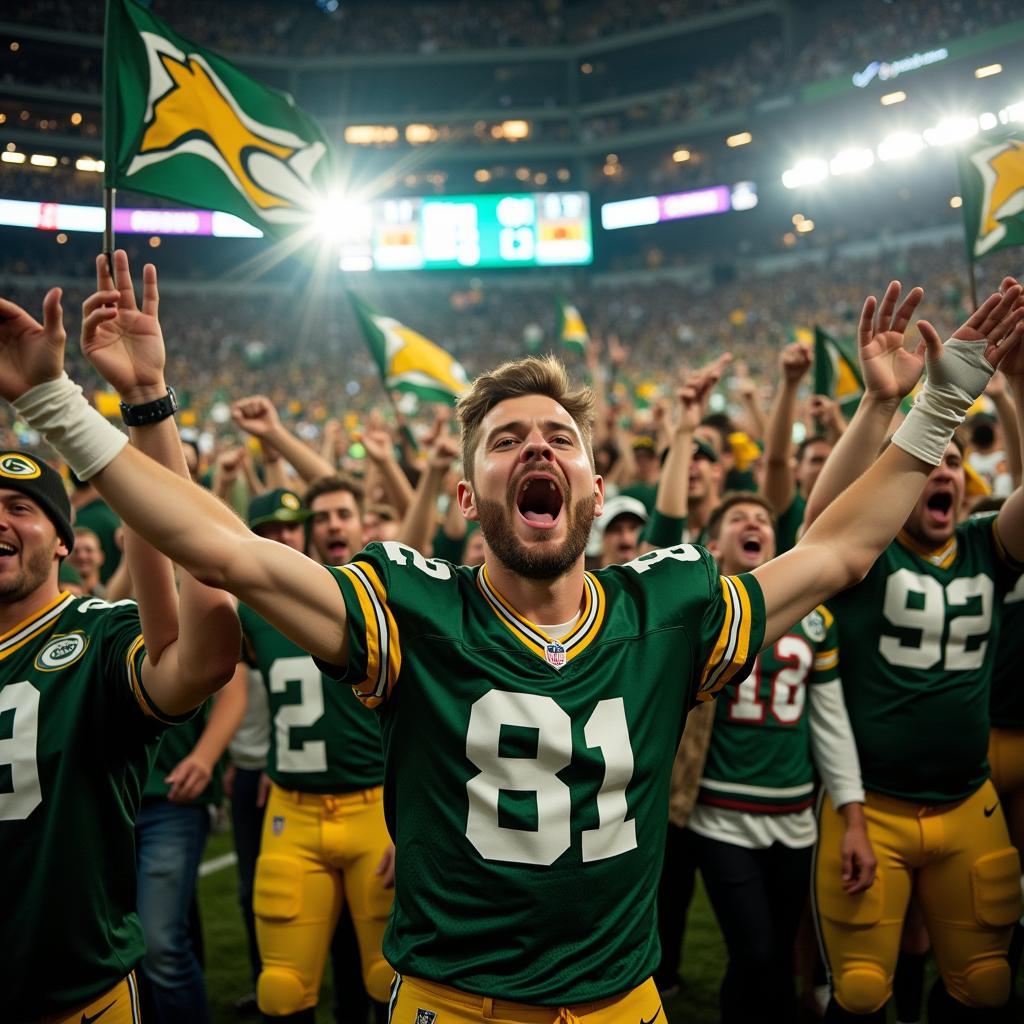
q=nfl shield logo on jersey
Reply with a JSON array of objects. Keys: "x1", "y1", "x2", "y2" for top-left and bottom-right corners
[
  {"x1": 545, "y1": 642, "x2": 566, "y2": 668},
  {"x1": 272, "y1": 816, "x2": 285, "y2": 836},
  {"x1": 415, "y1": 1010, "x2": 436, "y2": 1024}
]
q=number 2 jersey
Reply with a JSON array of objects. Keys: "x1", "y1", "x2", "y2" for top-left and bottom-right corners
[
  {"x1": 317, "y1": 541, "x2": 765, "y2": 1004},
  {"x1": 238, "y1": 604, "x2": 383, "y2": 792},
  {"x1": 1, "y1": 593, "x2": 185, "y2": 1019},
  {"x1": 827, "y1": 516, "x2": 1019, "y2": 804}
]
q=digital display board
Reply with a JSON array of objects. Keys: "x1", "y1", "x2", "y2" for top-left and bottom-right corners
[
  {"x1": 339, "y1": 191, "x2": 593, "y2": 271},
  {"x1": 600, "y1": 182, "x2": 757, "y2": 231}
]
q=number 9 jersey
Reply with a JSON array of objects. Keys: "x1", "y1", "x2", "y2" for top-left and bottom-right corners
[{"x1": 316, "y1": 541, "x2": 765, "y2": 1005}]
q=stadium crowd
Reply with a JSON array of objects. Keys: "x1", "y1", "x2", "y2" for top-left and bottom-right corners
[{"x1": 3, "y1": 228, "x2": 1024, "y2": 1024}]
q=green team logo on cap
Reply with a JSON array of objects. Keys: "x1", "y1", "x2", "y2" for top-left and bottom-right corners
[
  {"x1": 35, "y1": 631, "x2": 90, "y2": 671},
  {"x1": 0, "y1": 453, "x2": 42, "y2": 479}
]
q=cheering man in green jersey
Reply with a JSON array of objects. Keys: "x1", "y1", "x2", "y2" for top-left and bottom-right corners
[
  {"x1": 3, "y1": 260, "x2": 1023, "y2": 1023},
  {"x1": 0, "y1": 251, "x2": 240, "y2": 1023},
  {"x1": 804, "y1": 280, "x2": 1024, "y2": 1023}
]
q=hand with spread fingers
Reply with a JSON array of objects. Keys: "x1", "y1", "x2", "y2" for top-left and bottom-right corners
[
  {"x1": 0, "y1": 286, "x2": 66, "y2": 402},
  {"x1": 977, "y1": 279, "x2": 1024, "y2": 382},
  {"x1": 81, "y1": 249, "x2": 167, "y2": 405},
  {"x1": 856, "y1": 281, "x2": 933, "y2": 403}
]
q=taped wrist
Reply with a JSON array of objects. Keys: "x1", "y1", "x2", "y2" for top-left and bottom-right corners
[
  {"x1": 892, "y1": 338, "x2": 993, "y2": 465},
  {"x1": 12, "y1": 373, "x2": 128, "y2": 480}
]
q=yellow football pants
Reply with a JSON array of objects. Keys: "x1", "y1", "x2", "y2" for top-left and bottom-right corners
[
  {"x1": 255, "y1": 783, "x2": 395, "y2": 1015},
  {"x1": 39, "y1": 973, "x2": 141, "y2": 1024},
  {"x1": 815, "y1": 782, "x2": 1021, "y2": 1014},
  {"x1": 386, "y1": 974, "x2": 665, "y2": 1024}
]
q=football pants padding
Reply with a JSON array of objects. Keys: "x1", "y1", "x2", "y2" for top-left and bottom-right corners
[{"x1": 815, "y1": 783, "x2": 1021, "y2": 1014}]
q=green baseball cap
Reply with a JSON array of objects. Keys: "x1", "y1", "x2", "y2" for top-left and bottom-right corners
[{"x1": 247, "y1": 488, "x2": 311, "y2": 531}]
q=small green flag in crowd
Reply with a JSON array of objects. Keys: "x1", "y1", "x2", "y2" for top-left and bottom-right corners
[
  {"x1": 103, "y1": 0, "x2": 334, "y2": 239},
  {"x1": 813, "y1": 327, "x2": 863, "y2": 416},
  {"x1": 349, "y1": 293, "x2": 470, "y2": 406},
  {"x1": 557, "y1": 298, "x2": 589, "y2": 353},
  {"x1": 957, "y1": 130, "x2": 1024, "y2": 261}
]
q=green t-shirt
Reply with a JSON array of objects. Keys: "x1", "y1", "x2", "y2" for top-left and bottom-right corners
[
  {"x1": 239, "y1": 605, "x2": 383, "y2": 793},
  {"x1": 828, "y1": 516, "x2": 1016, "y2": 803},
  {"x1": 144, "y1": 701, "x2": 223, "y2": 804},
  {"x1": 990, "y1": 573, "x2": 1024, "y2": 729},
  {"x1": 74, "y1": 497, "x2": 123, "y2": 584},
  {"x1": 775, "y1": 493, "x2": 806, "y2": 555},
  {"x1": 318, "y1": 540, "x2": 765, "y2": 1004},
  {"x1": 1, "y1": 593, "x2": 186, "y2": 1017},
  {"x1": 700, "y1": 605, "x2": 839, "y2": 813}
]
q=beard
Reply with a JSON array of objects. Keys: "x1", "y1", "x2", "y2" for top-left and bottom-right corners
[
  {"x1": 476, "y1": 492, "x2": 596, "y2": 580},
  {"x1": 0, "y1": 545, "x2": 56, "y2": 604}
]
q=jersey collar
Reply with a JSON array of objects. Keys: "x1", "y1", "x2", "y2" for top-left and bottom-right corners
[
  {"x1": 476, "y1": 565, "x2": 606, "y2": 669},
  {"x1": 896, "y1": 529, "x2": 958, "y2": 570},
  {"x1": 0, "y1": 591, "x2": 75, "y2": 662}
]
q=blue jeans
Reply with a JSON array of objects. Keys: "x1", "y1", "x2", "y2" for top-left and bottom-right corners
[{"x1": 136, "y1": 800, "x2": 211, "y2": 1024}]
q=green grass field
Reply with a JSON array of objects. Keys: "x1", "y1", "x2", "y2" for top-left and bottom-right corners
[{"x1": 197, "y1": 829, "x2": 1021, "y2": 1023}]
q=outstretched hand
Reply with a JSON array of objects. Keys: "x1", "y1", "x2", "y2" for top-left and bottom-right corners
[
  {"x1": 857, "y1": 281, "x2": 932, "y2": 402},
  {"x1": 0, "y1": 287, "x2": 66, "y2": 402},
  {"x1": 81, "y1": 250, "x2": 166, "y2": 404},
  {"x1": 969, "y1": 278, "x2": 1024, "y2": 381}
]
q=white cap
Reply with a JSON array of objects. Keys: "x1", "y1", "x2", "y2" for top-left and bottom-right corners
[{"x1": 586, "y1": 494, "x2": 649, "y2": 557}]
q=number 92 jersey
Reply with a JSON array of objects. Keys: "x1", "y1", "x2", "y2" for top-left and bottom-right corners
[
  {"x1": 316, "y1": 541, "x2": 765, "y2": 1005},
  {"x1": 828, "y1": 516, "x2": 1019, "y2": 804}
]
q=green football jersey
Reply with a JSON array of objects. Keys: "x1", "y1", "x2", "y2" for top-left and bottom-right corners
[
  {"x1": 828, "y1": 516, "x2": 1017, "y2": 803},
  {"x1": 699, "y1": 605, "x2": 839, "y2": 813},
  {"x1": 775, "y1": 493, "x2": 806, "y2": 555},
  {"x1": 74, "y1": 496, "x2": 123, "y2": 584},
  {"x1": 239, "y1": 604, "x2": 383, "y2": 793},
  {"x1": 318, "y1": 540, "x2": 765, "y2": 1004},
  {"x1": 0, "y1": 592, "x2": 186, "y2": 1018},
  {"x1": 990, "y1": 573, "x2": 1024, "y2": 728}
]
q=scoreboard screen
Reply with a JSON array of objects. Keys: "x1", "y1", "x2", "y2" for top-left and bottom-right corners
[{"x1": 339, "y1": 192, "x2": 593, "y2": 271}]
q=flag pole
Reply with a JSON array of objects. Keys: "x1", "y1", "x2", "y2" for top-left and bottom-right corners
[{"x1": 101, "y1": 0, "x2": 117, "y2": 283}]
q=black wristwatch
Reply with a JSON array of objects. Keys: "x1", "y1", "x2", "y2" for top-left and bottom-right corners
[{"x1": 120, "y1": 387, "x2": 178, "y2": 426}]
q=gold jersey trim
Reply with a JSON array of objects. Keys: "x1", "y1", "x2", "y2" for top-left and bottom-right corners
[
  {"x1": 0, "y1": 591, "x2": 74, "y2": 662},
  {"x1": 897, "y1": 529, "x2": 958, "y2": 569},
  {"x1": 339, "y1": 560, "x2": 401, "y2": 708},
  {"x1": 698, "y1": 575, "x2": 755, "y2": 701},
  {"x1": 476, "y1": 565, "x2": 607, "y2": 666}
]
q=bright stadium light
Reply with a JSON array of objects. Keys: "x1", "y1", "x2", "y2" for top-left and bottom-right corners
[
  {"x1": 313, "y1": 192, "x2": 373, "y2": 244},
  {"x1": 75, "y1": 157, "x2": 105, "y2": 172},
  {"x1": 975, "y1": 64, "x2": 1002, "y2": 79},
  {"x1": 830, "y1": 147, "x2": 874, "y2": 176},
  {"x1": 979, "y1": 112, "x2": 999, "y2": 130},
  {"x1": 880, "y1": 91, "x2": 907, "y2": 106},
  {"x1": 30, "y1": 154, "x2": 57, "y2": 167},
  {"x1": 923, "y1": 116, "x2": 978, "y2": 147},
  {"x1": 781, "y1": 159, "x2": 828, "y2": 189},
  {"x1": 877, "y1": 131, "x2": 924, "y2": 161},
  {"x1": 1, "y1": 151, "x2": 25, "y2": 164},
  {"x1": 1000, "y1": 101, "x2": 1024, "y2": 124}
]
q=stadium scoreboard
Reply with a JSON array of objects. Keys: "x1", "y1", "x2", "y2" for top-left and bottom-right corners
[{"x1": 339, "y1": 191, "x2": 593, "y2": 271}]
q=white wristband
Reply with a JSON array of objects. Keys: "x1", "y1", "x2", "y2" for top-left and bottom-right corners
[
  {"x1": 892, "y1": 338, "x2": 994, "y2": 466},
  {"x1": 12, "y1": 373, "x2": 128, "y2": 480}
]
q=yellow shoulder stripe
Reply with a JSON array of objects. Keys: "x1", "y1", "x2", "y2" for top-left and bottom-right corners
[
  {"x1": 339, "y1": 561, "x2": 401, "y2": 705},
  {"x1": 700, "y1": 575, "x2": 754, "y2": 697}
]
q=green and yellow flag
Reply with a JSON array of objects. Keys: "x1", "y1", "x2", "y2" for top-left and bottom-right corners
[
  {"x1": 349, "y1": 293, "x2": 470, "y2": 406},
  {"x1": 813, "y1": 327, "x2": 863, "y2": 416},
  {"x1": 103, "y1": 0, "x2": 334, "y2": 238},
  {"x1": 957, "y1": 130, "x2": 1024, "y2": 260},
  {"x1": 557, "y1": 297, "x2": 589, "y2": 353}
]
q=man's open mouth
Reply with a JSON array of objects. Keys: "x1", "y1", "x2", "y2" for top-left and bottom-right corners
[
  {"x1": 515, "y1": 475, "x2": 564, "y2": 529},
  {"x1": 741, "y1": 535, "x2": 762, "y2": 555},
  {"x1": 925, "y1": 491, "x2": 954, "y2": 523}
]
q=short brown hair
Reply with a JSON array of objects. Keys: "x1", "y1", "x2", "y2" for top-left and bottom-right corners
[
  {"x1": 457, "y1": 355, "x2": 595, "y2": 480},
  {"x1": 706, "y1": 492, "x2": 776, "y2": 542},
  {"x1": 302, "y1": 474, "x2": 365, "y2": 515}
]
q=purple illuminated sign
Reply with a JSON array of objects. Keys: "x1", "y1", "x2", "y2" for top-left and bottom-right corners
[{"x1": 658, "y1": 186, "x2": 731, "y2": 222}]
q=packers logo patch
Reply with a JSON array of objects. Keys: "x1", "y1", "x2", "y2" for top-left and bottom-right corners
[
  {"x1": 0, "y1": 453, "x2": 42, "y2": 480},
  {"x1": 801, "y1": 610, "x2": 827, "y2": 643},
  {"x1": 281, "y1": 492, "x2": 301, "y2": 511},
  {"x1": 414, "y1": 1010, "x2": 436, "y2": 1024},
  {"x1": 968, "y1": 138, "x2": 1024, "y2": 257},
  {"x1": 35, "y1": 631, "x2": 89, "y2": 671}
]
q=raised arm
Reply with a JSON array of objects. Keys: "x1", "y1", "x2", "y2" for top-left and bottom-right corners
[
  {"x1": 399, "y1": 425, "x2": 459, "y2": 554},
  {"x1": 0, "y1": 275, "x2": 351, "y2": 671},
  {"x1": 755, "y1": 284, "x2": 1024, "y2": 647},
  {"x1": 760, "y1": 341, "x2": 810, "y2": 517},
  {"x1": 80, "y1": 251, "x2": 241, "y2": 713},
  {"x1": 803, "y1": 282, "x2": 933, "y2": 527},
  {"x1": 361, "y1": 418, "x2": 414, "y2": 517},
  {"x1": 231, "y1": 395, "x2": 334, "y2": 485},
  {"x1": 985, "y1": 371, "x2": 1022, "y2": 489}
]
